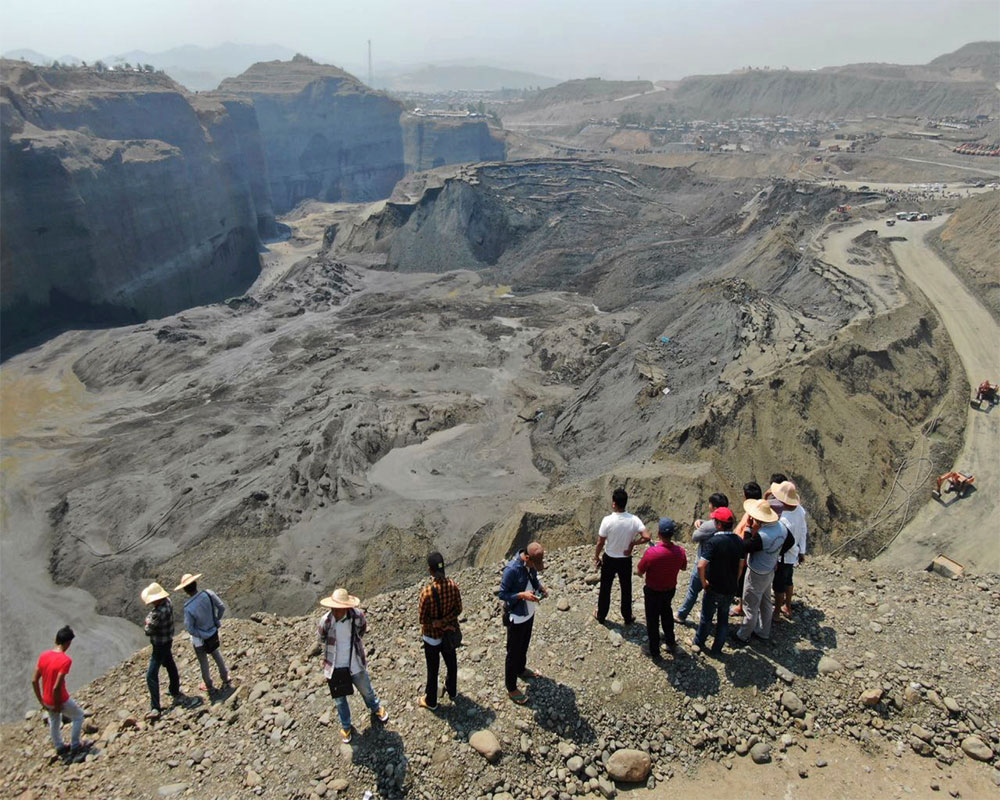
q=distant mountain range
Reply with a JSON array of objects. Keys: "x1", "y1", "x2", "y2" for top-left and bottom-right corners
[
  {"x1": 1, "y1": 42, "x2": 299, "y2": 90},
  {"x1": 502, "y1": 42, "x2": 999, "y2": 124},
  {"x1": 375, "y1": 64, "x2": 559, "y2": 93},
  {"x1": 2, "y1": 44, "x2": 559, "y2": 93}
]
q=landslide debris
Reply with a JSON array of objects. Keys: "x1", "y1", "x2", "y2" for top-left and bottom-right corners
[{"x1": 1, "y1": 548, "x2": 998, "y2": 799}]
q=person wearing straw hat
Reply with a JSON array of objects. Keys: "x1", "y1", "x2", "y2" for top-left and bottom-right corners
[
  {"x1": 735, "y1": 499, "x2": 786, "y2": 644},
  {"x1": 417, "y1": 551, "x2": 463, "y2": 710},
  {"x1": 175, "y1": 573, "x2": 231, "y2": 697},
  {"x1": 141, "y1": 581, "x2": 183, "y2": 719},
  {"x1": 769, "y1": 480, "x2": 808, "y2": 617},
  {"x1": 317, "y1": 587, "x2": 389, "y2": 744}
]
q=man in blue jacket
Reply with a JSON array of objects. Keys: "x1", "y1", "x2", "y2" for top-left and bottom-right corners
[
  {"x1": 498, "y1": 542, "x2": 547, "y2": 704},
  {"x1": 175, "y1": 572, "x2": 231, "y2": 697}
]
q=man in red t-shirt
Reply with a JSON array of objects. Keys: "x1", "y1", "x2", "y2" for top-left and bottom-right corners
[
  {"x1": 31, "y1": 626, "x2": 88, "y2": 755},
  {"x1": 636, "y1": 518, "x2": 688, "y2": 659}
]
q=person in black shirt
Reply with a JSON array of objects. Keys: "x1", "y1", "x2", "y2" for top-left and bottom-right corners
[{"x1": 693, "y1": 510, "x2": 744, "y2": 655}]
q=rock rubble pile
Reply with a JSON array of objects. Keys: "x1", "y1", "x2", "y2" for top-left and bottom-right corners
[{"x1": 2, "y1": 548, "x2": 998, "y2": 799}]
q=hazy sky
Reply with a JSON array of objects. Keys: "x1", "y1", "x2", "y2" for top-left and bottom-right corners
[{"x1": 1, "y1": 0, "x2": 996, "y2": 79}]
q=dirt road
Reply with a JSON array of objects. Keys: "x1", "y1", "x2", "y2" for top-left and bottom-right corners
[
  {"x1": 816, "y1": 215, "x2": 999, "y2": 572},
  {"x1": 872, "y1": 217, "x2": 1000, "y2": 573}
]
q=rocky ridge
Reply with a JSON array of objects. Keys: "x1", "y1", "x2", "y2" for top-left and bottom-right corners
[
  {"x1": 2, "y1": 547, "x2": 997, "y2": 799},
  {"x1": 0, "y1": 59, "x2": 274, "y2": 351},
  {"x1": 216, "y1": 56, "x2": 505, "y2": 213}
]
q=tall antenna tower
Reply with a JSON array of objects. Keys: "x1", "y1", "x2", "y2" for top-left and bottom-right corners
[{"x1": 367, "y1": 39, "x2": 373, "y2": 86}]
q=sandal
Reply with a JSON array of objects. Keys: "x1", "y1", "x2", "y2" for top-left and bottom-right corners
[
  {"x1": 518, "y1": 668, "x2": 540, "y2": 679},
  {"x1": 418, "y1": 696, "x2": 437, "y2": 710},
  {"x1": 508, "y1": 690, "x2": 528, "y2": 705}
]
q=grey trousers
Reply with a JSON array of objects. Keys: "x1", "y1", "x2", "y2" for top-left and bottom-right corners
[
  {"x1": 194, "y1": 645, "x2": 229, "y2": 690},
  {"x1": 737, "y1": 567, "x2": 775, "y2": 641},
  {"x1": 47, "y1": 698, "x2": 84, "y2": 749}
]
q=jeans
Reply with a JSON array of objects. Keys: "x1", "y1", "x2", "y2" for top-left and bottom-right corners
[
  {"x1": 331, "y1": 669, "x2": 381, "y2": 729},
  {"x1": 643, "y1": 586, "x2": 676, "y2": 653},
  {"x1": 505, "y1": 616, "x2": 534, "y2": 692},
  {"x1": 147, "y1": 643, "x2": 181, "y2": 710},
  {"x1": 676, "y1": 568, "x2": 703, "y2": 620},
  {"x1": 737, "y1": 568, "x2": 775, "y2": 641},
  {"x1": 194, "y1": 644, "x2": 229, "y2": 690},
  {"x1": 596, "y1": 555, "x2": 633, "y2": 622},
  {"x1": 694, "y1": 588, "x2": 730, "y2": 653},
  {"x1": 423, "y1": 641, "x2": 458, "y2": 706},
  {"x1": 47, "y1": 698, "x2": 84, "y2": 749}
]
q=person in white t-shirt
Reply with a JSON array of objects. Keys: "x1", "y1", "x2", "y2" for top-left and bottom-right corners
[
  {"x1": 593, "y1": 487, "x2": 648, "y2": 625},
  {"x1": 769, "y1": 480, "x2": 807, "y2": 617}
]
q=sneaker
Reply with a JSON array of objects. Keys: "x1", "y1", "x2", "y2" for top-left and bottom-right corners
[
  {"x1": 418, "y1": 696, "x2": 437, "y2": 711},
  {"x1": 70, "y1": 740, "x2": 93, "y2": 753},
  {"x1": 144, "y1": 709, "x2": 161, "y2": 720},
  {"x1": 55, "y1": 744, "x2": 71, "y2": 757},
  {"x1": 374, "y1": 706, "x2": 389, "y2": 724},
  {"x1": 340, "y1": 727, "x2": 352, "y2": 744}
]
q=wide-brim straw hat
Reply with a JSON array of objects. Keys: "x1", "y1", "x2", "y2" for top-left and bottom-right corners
[
  {"x1": 174, "y1": 572, "x2": 202, "y2": 591},
  {"x1": 743, "y1": 498, "x2": 780, "y2": 524},
  {"x1": 141, "y1": 582, "x2": 169, "y2": 604},
  {"x1": 320, "y1": 587, "x2": 361, "y2": 609},
  {"x1": 769, "y1": 481, "x2": 801, "y2": 507}
]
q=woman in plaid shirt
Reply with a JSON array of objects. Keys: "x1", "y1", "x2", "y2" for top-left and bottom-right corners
[{"x1": 417, "y1": 551, "x2": 462, "y2": 710}]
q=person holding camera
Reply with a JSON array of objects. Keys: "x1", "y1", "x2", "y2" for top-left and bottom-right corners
[{"x1": 498, "y1": 542, "x2": 547, "y2": 705}]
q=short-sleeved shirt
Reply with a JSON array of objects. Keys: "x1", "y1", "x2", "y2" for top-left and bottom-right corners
[
  {"x1": 747, "y1": 520, "x2": 786, "y2": 574},
  {"x1": 37, "y1": 650, "x2": 72, "y2": 707},
  {"x1": 700, "y1": 533, "x2": 744, "y2": 596},
  {"x1": 780, "y1": 505, "x2": 808, "y2": 564},
  {"x1": 636, "y1": 542, "x2": 687, "y2": 590},
  {"x1": 598, "y1": 512, "x2": 646, "y2": 559}
]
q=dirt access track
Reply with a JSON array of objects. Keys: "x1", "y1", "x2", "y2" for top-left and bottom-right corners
[
  {"x1": 820, "y1": 214, "x2": 999, "y2": 573},
  {"x1": 873, "y1": 216, "x2": 1000, "y2": 573}
]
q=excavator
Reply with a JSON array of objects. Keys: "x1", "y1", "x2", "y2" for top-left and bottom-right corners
[
  {"x1": 932, "y1": 471, "x2": 975, "y2": 501},
  {"x1": 972, "y1": 380, "x2": 998, "y2": 409}
]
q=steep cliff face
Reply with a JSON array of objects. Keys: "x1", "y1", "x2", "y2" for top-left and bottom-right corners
[
  {"x1": 217, "y1": 56, "x2": 508, "y2": 213},
  {"x1": 217, "y1": 56, "x2": 406, "y2": 212},
  {"x1": 0, "y1": 61, "x2": 274, "y2": 351},
  {"x1": 402, "y1": 114, "x2": 505, "y2": 172}
]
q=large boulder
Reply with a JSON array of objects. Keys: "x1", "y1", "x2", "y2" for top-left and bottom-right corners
[
  {"x1": 961, "y1": 735, "x2": 994, "y2": 762},
  {"x1": 470, "y1": 729, "x2": 502, "y2": 763},
  {"x1": 606, "y1": 749, "x2": 651, "y2": 783}
]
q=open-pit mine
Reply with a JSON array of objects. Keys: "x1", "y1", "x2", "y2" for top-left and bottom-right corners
[{"x1": 1, "y1": 38, "x2": 998, "y2": 799}]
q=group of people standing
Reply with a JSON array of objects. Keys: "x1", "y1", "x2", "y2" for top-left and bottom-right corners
[
  {"x1": 32, "y1": 572, "x2": 233, "y2": 756},
  {"x1": 32, "y1": 479, "x2": 805, "y2": 755},
  {"x1": 589, "y1": 479, "x2": 807, "y2": 659}
]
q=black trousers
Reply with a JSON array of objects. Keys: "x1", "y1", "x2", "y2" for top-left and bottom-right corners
[
  {"x1": 146, "y1": 642, "x2": 180, "y2": 711},
  {"x1": 643, "y1": 586, "x2": 676, "y2": 652},
  {"x1": 423, "y1": 640, "x2": 458, "y2": 705},
  {"x1": 504, "y1": 616, "x2": 534, "y2": 692},
  {"x1": 597, "y1": 555, "x2": 633, "y2": 622}
]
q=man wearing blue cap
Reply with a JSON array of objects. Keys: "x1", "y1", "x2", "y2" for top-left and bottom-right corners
[{"x1": 636, "y1": 518, "x2": 687, "y2": 658}]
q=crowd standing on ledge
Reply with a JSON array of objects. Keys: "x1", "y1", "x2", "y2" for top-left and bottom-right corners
[{"x1": 30, "y1": 476, "x2": 807, "y2": 758}]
